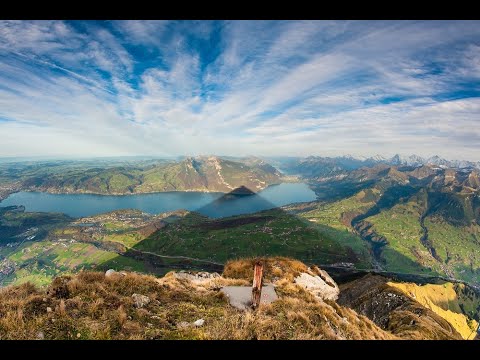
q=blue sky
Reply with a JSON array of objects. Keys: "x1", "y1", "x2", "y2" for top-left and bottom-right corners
[{"x1": 0, "y1": 20, "x2": 479, "y2": 160}]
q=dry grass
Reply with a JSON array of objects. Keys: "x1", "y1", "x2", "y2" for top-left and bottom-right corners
[
  {"x1": 386, "y1": 302, "x2": 463, "y2": 340},
  {"x1": 0, "y1": 271, "x2": 231, "y2": 340},
  {"x1": 205, "y1": 297, "x2": 395, "y2": 340},
  {"x1": 339, "y1": 274, "x2": 466, "y2": 340},
  {"x1": 0, "y1": 257, "x2": 399, "y2": 340},
  {"x1": 223, "y1": 256, "x2": 313, "y2": 283}
]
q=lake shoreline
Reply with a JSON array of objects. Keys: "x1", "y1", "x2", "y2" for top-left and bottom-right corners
[
  {"x1": 1, "y1": 183, "x2": 318, "y2": 219},
  {"x1": 0, "y1": 181, "x2": 299, "y2": 203},
  {"x1": 2, "y1": 181, "x2": 291, "y2": 199}
]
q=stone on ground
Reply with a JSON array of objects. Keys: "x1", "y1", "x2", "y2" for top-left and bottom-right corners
[
  {"x1": 294, "y1": 270, "x2": 339, "y2": 301},
  {"x1": 193, "y1": 319, "x2": 205, "y2": 327},
  {"x1": 132, "y1": 293, "x2": 150, "y2": 308},
  {"x1": 105, "y1": 269, "x2": 116, "y2": 278},
  {"x1": 174, "y1": 271, "x2": 221, "y2": 284}
]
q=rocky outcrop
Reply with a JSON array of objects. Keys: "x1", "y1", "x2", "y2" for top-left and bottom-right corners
[
  {"x1": 294, "y1": 269, "x2": 340, "y2": 301},
  {"x1": 338, "y1": 274, "x2": 464, "y2": 340}
]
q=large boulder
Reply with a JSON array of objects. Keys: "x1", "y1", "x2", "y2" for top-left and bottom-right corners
[{"x1": 294, "y1": 269, "x2": 339, "y2": 301}]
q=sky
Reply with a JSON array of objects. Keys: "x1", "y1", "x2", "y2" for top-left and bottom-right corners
[{"x1": 0, "y1": 20, "x2": 480, "y2": 161}]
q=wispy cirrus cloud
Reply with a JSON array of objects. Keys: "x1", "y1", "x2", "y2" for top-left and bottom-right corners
[{"x1": 0, "y1": 20, "x2": 479, "y2": 160}]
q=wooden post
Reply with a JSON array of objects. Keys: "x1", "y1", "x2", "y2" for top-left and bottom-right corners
[{"x1": 251, "y1": 261, "x2": 264, "y2": 309}]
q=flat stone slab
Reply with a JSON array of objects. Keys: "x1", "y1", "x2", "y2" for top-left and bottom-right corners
[{"x1": 220, "y1": 285, "x2": 278, "y2": 311}]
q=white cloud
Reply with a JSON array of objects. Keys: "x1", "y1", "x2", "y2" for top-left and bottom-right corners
[
  {"x1": 113, "y1": 20, "x2": 169, "y2": 46},
  {"x1": 0, "y1": 20, "x2": 479, "y2": 161}
]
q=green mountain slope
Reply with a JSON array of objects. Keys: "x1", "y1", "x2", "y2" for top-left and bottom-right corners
[
  {"x1": 0, "y1": 156, "x2": 282, "y2": 196},
  {"x1": 291, "y1": 165, "x2": 480, "y2": 284},
  {"x1": 133, "y1": 208, "x2": 371, "y2": 267}
]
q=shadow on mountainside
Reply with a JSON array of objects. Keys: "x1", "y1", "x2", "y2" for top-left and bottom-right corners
[
  {"x1": 99, "y1": 186, "x2": 439, "y2": 284},
  {"x1": 193, "y1": 185, "x2": 279, "y2": 218}
]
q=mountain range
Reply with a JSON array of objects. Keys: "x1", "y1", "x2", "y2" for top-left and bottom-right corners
[
  {"x1": 278, "y1": 154, "x2": 480, "y2": 184},
  {"x1": 374, "y1": 154, "x2": 480, "y2": 169}
]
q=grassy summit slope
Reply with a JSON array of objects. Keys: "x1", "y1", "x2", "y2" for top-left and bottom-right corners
[
  {"x1": 2, "y1": 257, "x2": 475, "y2": 340},
  {"x1": 0, "y1": 257, "x2": 396, "y2": 340}
]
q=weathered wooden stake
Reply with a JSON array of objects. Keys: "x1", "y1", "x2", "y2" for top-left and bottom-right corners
[{"x1": 251, "y1": 261, "x2": 264, "y2": 309}]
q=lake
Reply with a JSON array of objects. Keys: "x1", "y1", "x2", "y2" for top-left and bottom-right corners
[{"x1": 0, "y1": 183, "x2": 317, "y2": 218}]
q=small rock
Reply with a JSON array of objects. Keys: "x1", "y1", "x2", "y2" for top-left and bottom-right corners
[
  {"x1": 46, "y1": 307, "x2": 52, "y2": 313},
  {"x1": 193, "y1": 319, "x2": 205, "y2": 327},
  {"x1": 105, "y1": 269, "x2": 116, "y2": 278},
  {"x1": 76, "y1": 333, "x2": 81, "y2": 338},
  {"x1": 177, "y1": 321, "x2": 190, "y2": 329},
  {"x1": 42, "y1": 298, "x2": 47, "y2": 302},
  {"x1": 132, "y1": 293, "x2": 150, "y2": 308},
  {"x1": 37, "y1": 331, "x2": 44, "y2": 340},
  {"x1": 174, "y1": 271, "x2": 220, "y2": 283}
]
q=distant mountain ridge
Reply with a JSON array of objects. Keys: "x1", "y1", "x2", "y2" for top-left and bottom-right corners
[
  {"x1": 323, "y1": 154, "x2": 479, "y2": 169},
  {"x1": 378, "y1": 154, "x2": 480, "y2": 169},
  {"x1": 279, "y1": 154, "x2": 480, "y2": 182},
  {"x1": 0, "y1": 156, "x2": 282, "y2": 197}
]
